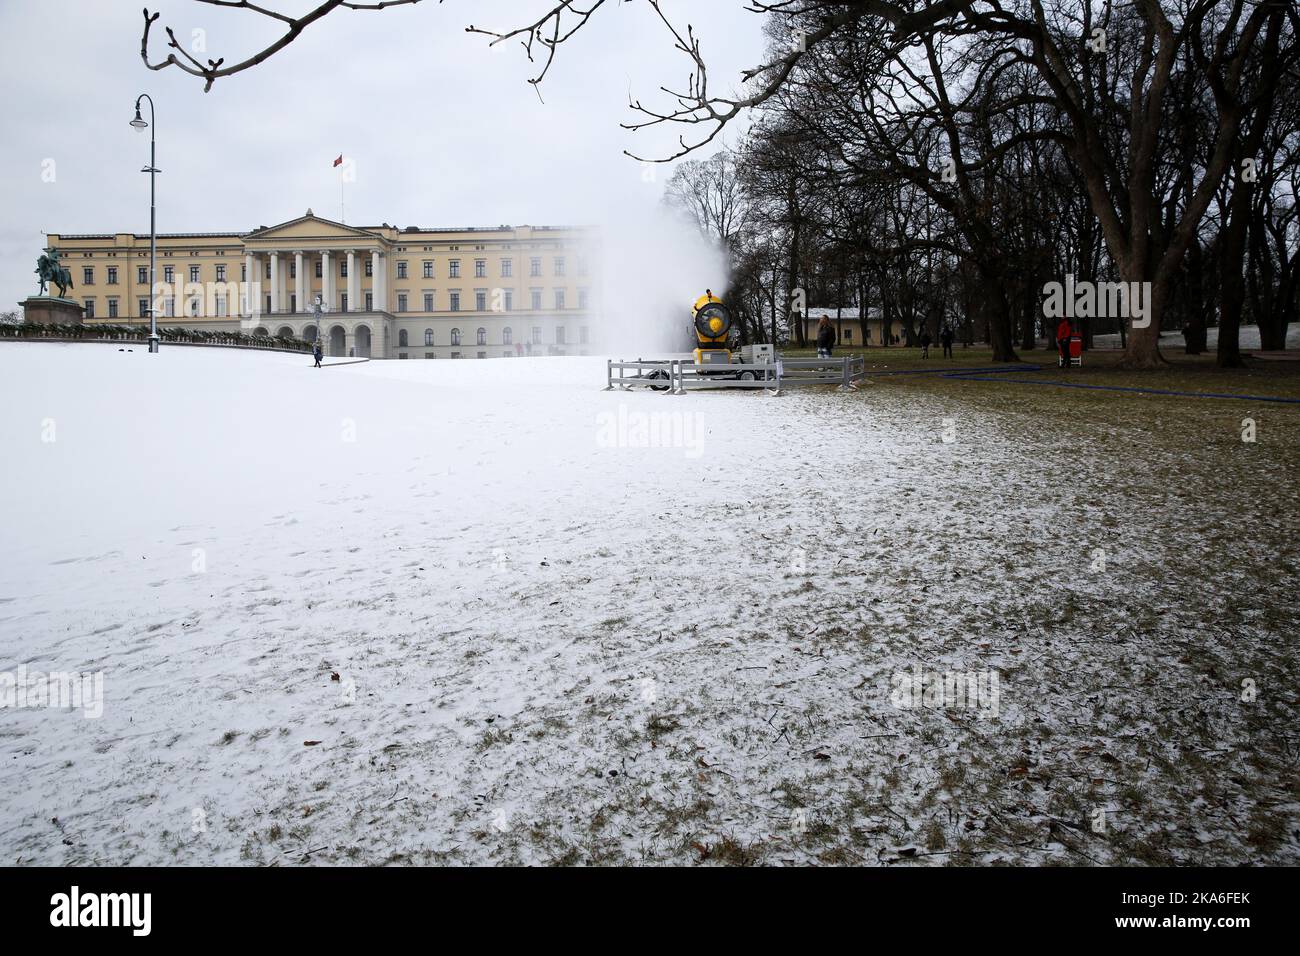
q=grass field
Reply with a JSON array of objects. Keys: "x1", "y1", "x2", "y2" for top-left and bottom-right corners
[{"x1": 781, "y1": 344, "x2": 1300, "y2": 402}]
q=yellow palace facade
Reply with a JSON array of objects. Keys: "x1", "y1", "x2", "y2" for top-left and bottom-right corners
[{"x1": 46, "y1": 212, "x2": 598, "y2": 359}]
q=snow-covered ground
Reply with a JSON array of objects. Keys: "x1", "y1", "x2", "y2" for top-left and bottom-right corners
[{"x1": 1, "y1": 343, "x2": 1296, "y2": 865}]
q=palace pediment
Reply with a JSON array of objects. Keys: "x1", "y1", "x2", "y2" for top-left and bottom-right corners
[{"x1": 243, "y1": 212, "x2": 382, "y2": 246}]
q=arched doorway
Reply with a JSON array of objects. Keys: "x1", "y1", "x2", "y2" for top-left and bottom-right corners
[
  {"x1": 276, "y1": 325, "x2": 295, "y2": 340},
  {"x1": 355, "y1": 325, "x2": 372, "y2": 358},
  {"x1": 302, "y1": 325, "x2": 318, "y2": 344},
  {"x1": 329, "y1": 325, "x2": 346, "y2": 357}
]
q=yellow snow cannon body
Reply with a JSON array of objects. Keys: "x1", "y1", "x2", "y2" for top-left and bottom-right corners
[{"x1": 692, "y1": 290, "x2": 733, "y2": 368}]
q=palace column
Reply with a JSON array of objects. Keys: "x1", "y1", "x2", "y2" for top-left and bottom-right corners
[
  {"x1": 244, "y1": 252, "x2": 256, "y2": 317},
  {"x1": 321, "y1": 250, "x2": 333, "y2": 312},
  {"x1": 294, "y1": 251, "x2": 304, "y2": 313},
  {"x1": 269, "y1": 252, "x2": 280, "y2": 314},
  {"x1": 347, "y1": 250, "x2": 358, "y2": 313},
  {"x1": 371, "y1": 250, "x2": 383, "y2": 312}
]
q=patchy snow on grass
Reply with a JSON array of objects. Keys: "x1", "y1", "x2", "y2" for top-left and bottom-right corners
[
  {"x1": 1, "y1": 343, "x2": 1296, "y2": 865},
  {"x1": 1091, "y1": 322, "x2": 1300, "y2": 351}
]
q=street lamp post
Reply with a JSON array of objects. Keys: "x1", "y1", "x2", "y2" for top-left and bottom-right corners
[
  {"x1": 130, "y1": 95, "x2": 160, "y2": 354},
  {"x1": 313, "y1": 295, "x2": 324, "y2": 358}
]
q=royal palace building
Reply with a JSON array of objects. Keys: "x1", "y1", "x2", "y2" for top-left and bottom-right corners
[{"x1": 45, "y1": 212, "x2": 598, "y2": 359}]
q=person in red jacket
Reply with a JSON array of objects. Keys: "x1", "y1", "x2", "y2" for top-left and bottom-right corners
[{"x1": 1056, "y1": 318, "x2": 1073, "y2": 369}]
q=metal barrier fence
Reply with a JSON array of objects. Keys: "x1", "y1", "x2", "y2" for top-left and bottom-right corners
[
  {"x1": 604, "y1": 356, "x2": 865, "y2": 394},
  {"x1": 775, "y1": 356, "x2": 866, "y2": 389}
]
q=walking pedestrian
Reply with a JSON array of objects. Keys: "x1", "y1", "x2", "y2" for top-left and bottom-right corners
[{"x1": 816, "y1": 316, "x2": 835, "y2": 359}]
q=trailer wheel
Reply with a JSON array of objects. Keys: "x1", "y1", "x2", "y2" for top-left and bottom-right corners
[
  {"x1": 737, "y1": 370, "x2": 757, "y2": 381},
  {"x1": 646, "y1": 368, "x2": 671, "y2": 391}
]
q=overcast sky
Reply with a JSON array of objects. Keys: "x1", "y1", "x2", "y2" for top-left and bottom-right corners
[{"x1": 0, "y1": 0, "x2": 768, "y2": 310}]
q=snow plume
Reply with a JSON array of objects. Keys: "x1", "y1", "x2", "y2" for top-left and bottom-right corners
[{"x1": 580, "y1": 202, "x2": 729, "y2": 355}]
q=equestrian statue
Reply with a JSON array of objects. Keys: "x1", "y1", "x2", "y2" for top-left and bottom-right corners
[{"x1": 35, "y1": 247, "x2": 74, "y2": 298}]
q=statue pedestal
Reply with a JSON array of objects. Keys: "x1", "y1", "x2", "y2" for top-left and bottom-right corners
[{"x1": 21, "y1": 297, "x2": 85, "y2": 326}]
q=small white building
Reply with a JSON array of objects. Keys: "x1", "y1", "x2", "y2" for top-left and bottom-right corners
[{"x1": 801, "y1": 307, "x2": 905, "y2": 347}]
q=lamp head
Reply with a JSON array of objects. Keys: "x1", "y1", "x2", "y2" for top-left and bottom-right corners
[{"x1": 130, "y1": 108, "x2": 148, "y2": 131}]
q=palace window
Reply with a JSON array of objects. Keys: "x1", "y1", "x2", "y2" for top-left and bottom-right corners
[
  {"x1": 554, "y1": 257, "x2": 566, "y2": 277},
  {"x1": 450, "y1": 292, "x2": 460, "y2": 312},
  {"x1": 475, "y1": 259, "x2": 486, "y2": 278},
  {"x1": 107, "y1": 267, "x2": 118, "y2": 285},
  {"x1": 365, "y1": 292, "x2": 373, "y2": 311},
  {"x1": 107, "y1": 299, "x2": 119, "y2": 318},
  {"x1": 190, "y1": 266, "x2": 200, "y2": 283},
  {"x1": 83, "y1": 299, "x2": 95, "y2": 318},
  {"x1": 216, "y1": 265, "x2": 226, "y2": 282},
  {"x1": 449, "y1": 260, "x2": 460, "y2": 278},
  {"x1": 138, "y1": 266, "x2": 148, "y2": 284},
  {"x1": 503, "y1": 290, "x2": 513, "y2": 311},
  {"x1": 365, "y1": 259, "x2": 373, "y2": 277},
  {"x1": 532, "y1": 327, "x2": 542, "y2": 344},
  {"x1": 501, "y1": 259, "x2": 513, "y2": 278},
  {"x1": 475, "y1": 291, "x2": 486, "y2": 311},
  {"x1": 530, "y1": 290, "x2": 542, "y2": 311},
  {"x1": 397, "y1": 261, "x2": 408, "y2": 279},
  {"x1": 398, "y1": 329, "x2": 408, "y2": 347},
  {"x1": 423, "y1": 261, "x2": 433, "y2": 279},
  {"x1": 450, "y1": 328, "x2": 461, "y2": 346},
  {"x1": 163, "y1": 266, "x2": 174, "y2": 284},
  {"x1": 82, "y1": 267, "x2": 94, "y2": 285},
  {"x1": 578, "y1": 288, "x2": 589, "y2": 310},
  {"x1": 315, "y1": 261, "x2": 322, "y2": 278},
  {"x1": 138, "y1": 298, "x2": 149, "y2": 317},
  {"x1": 477, "y1": 328, "x2": 486, "y2": 345},
  {"x1": 554, "y1": 290, "x2": 566, "y2": 310},
  {"x1": 556, "y1": 327, "x2": 566, "y2": 345},
  {"x1": 503, "y1": 327, "x2": 513, "y2": 345},
  {"x1": 424, "y1": 293, "x2": 434, "y2": 312},
  {"x1": 397, "y1": 293, "x2": 408, "y2": 312},
  {"x1": 530, "y1": 257, "x2": 542, "y2": 277},
  {"x1": 424, "y1": 329, "x2": 433, "y2": 346},
  {"x1": 340, "y1": 260, "x2": 348, "y2": 277}
]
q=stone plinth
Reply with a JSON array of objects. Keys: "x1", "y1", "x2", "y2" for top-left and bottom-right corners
[{"x1": 20, "y1": 297, "x2": 84, "y2": 326}]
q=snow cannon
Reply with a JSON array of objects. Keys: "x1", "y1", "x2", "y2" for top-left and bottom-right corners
[{"x1": 693, "y1": 290, "x2": 732, "y2": 368}]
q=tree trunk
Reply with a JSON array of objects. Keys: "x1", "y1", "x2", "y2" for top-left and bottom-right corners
[
  {"x1": 1183, "y1": 240, "x2": 1207, "y2": 354},
  {"x1": 1217, "y1": 181, "x2": 1252, "y2": 368},
  {"x1": 1118, "y1": 252, "x2": 1163, "y2": 368},
  {"x1": 975, "y1": 259, "x2": 1018, "y2": 362}
]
